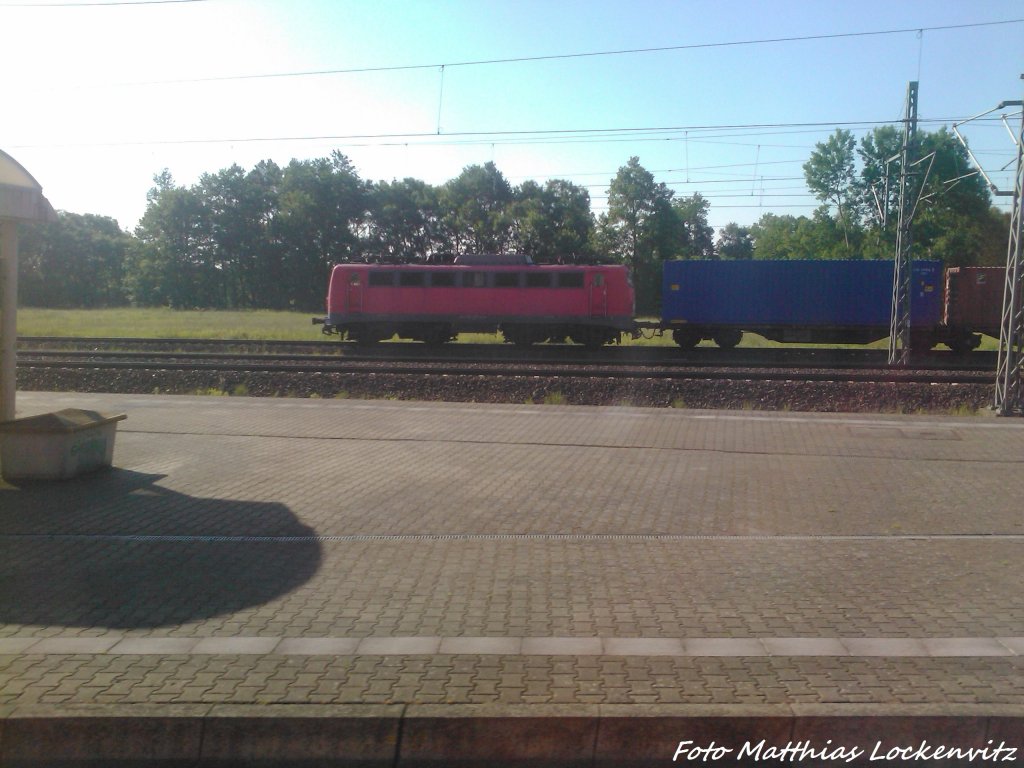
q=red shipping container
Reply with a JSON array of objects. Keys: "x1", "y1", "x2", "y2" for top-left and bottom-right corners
[{"x1": 944, "y1": 266, "x2": 1004, "y2": 337}]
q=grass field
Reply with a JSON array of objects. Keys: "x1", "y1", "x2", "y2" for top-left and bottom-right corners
[
  {"x1": 17, "y1": 308, "x2": 326, "y2": 341},
  {"x1": 14, "y1": 307, "x2": 999, "y2": 350}
]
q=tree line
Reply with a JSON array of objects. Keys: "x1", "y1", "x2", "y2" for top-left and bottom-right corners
[{"x1": 16, "y1": 126, "x2": 1009, "y2": 315}]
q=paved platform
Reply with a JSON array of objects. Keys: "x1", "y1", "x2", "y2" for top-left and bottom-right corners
[{"x1": 1, "y1": 392, "x2": 1024, "y2": 765}]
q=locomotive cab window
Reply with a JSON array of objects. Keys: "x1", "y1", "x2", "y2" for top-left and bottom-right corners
[
  {"x1": 495, "y1": 272, "x2": 520, "y2": 288},
  {"x1": 349, "y1": 273, "x2": 361, "y2": 285},
  {"x1": 399, "y1": 272, "x2": 426, "y2": 287},
  {"x1": 430, "y1": 272, "x2": 456, "y2": 287},
  {"x1": 557, "y1": 272, "x2": 584, "y2": 288},
  {"x1": 463, "y1": 272, "x2": 488, "y2": 288},
  {"x1": 526, "y1": 272, "x2": 551, "y2": 288},
  {"x1": 593, "y1": 274, "x2": 605, "y2": 287},
  {"x1": 368, "y1": 271, "x2": 394, "y2": 287}
]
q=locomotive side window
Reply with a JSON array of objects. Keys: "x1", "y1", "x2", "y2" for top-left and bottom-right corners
[
  {"x1": 593, "y1": 274, "x2": 605, "y2": 287},
  {"x1": 399, "y1": 272, "x2": 426, "y2": 287},
  {"x1": 349, "y1": 273, "x2": 361, "y2": 285},
  {"x1": 368, "y1": 271, "x2": 395, "y2": 287},
  {"x1": 464, "y1": 272, "x2": 488, "y2": 288},
  {"x1": 430, "y1": 272, "x2": 456, "y2": 287},
  {"x1": 526, "y1": 272, "x2": 551, "y2": 288},
  {"x1": 557, "y1": 272, "x2": 584, "y2": 288},
  {"x1": 494, "y1": 272, "x2": 520, "y2": 288}
]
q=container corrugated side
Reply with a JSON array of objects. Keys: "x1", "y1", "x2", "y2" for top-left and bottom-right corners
[{"x1": 662, "y1": 260, "x2": 942, "y2": 327}]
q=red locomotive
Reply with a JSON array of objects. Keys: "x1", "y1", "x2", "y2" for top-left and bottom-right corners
[{"x1": 314, "y1": 255, "x2": 635, "y2": 347}]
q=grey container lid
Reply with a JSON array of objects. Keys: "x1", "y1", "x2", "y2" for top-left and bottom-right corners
[{"x1": 0, "y1": 408, "x2": 127, "y2": 434}]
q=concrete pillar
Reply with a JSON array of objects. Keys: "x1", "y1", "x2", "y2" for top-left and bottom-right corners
[{"x1": 0, "y1": 218, "x2": 16, "y2": 421}]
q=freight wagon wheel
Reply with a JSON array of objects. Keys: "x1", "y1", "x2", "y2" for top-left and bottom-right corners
[
  {"x1": 947, "y1": 333, "x2": 981, "y2": 355},
  {"x1": 712, "y1": 329, "x2": 743, "y2": 349},
  {"x1": 671, "y1": 329, "x2": 702, "y2": 349}
]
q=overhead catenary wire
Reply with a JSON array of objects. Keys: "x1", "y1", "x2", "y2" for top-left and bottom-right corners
[
  {"x1": 0, "y1": 0, "x2": 205, "y2": 5},
  {"x1": 8, "y1": 117, "x2": 995, "y2": 150},
  {"x1": 59, "y1": 17, "x2": 1024, "y2": 88}
]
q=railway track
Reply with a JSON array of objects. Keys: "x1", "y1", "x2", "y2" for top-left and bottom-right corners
[
  {"x1": 16, "y1": 341, "x2": 995, "y2": 386},
  {"x1": 15, "y1": 336, "x2": 999, "y2": 412},
  {"x1": 16, "y1": 336, "x2": 998, "y2": 374}
]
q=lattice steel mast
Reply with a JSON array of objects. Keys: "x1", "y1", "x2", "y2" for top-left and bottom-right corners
[
  {"x1": 994, "y1": 105, "x2": 1024, "y2": 414},
  {"x1": 953, "y1": 81, "x2": 1024, "y2": 415},
  {"x1": 888, "y1": 82, "x2": 919, "y2": 366}
]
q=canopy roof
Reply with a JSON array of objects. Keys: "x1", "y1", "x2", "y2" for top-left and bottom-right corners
[{"x1": 0, "y1": 149, "x2": 56, "y2": 222}]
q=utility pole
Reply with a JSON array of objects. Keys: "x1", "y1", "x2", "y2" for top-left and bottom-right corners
[
  {"x1": 889, "y1": 82, "x2": 919, "y2": 366},
  {"x1": 953, "y1": 79, "x2": 1024, "y2": 415}
]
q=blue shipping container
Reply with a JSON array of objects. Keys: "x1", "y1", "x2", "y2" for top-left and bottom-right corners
[{"x1": 661, "y1": 260, "x2": 943, "y2": 329}]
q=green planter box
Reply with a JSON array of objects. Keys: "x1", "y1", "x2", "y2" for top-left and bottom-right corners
[{"x1": 0, "y1": 409, "x2": 127, "y2": 481}]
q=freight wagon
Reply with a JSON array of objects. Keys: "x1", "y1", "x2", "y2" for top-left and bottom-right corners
[
  {"x1": 942, "y1": 266, "x2": 1005, "y2": 353},
  {"x1": 661, "y1": 259, "x2": 945, "y2": 348}
]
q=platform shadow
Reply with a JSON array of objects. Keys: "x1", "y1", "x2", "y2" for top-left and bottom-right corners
[{"x1": 0, "y1": 470, "x2": 322, "y2": 629}]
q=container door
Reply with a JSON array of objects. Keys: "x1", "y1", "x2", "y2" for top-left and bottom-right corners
[{"x1": 589, "y1": 273, "x2": 608, "y2": 318}]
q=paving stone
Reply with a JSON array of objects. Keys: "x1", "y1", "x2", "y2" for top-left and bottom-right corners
[
  {"x1": 275, "y1": 638, "x2": 361, "y2": 655},
  {"x1": 109, "y1": 638, "x2": 200, "y2": 655},
  {"x1": 28, "y1": 638, "x2": 123, "y2": 654},
  {"x1": 3, "y1": 393, "x2": 1024, "y2": 715},
  {"x1": 191, "y1": 638, "x2": 281, "y2": 655},
  {"x1": 923, "y1": 638, "x2": 1015, "y2": 657},
  {"x1": 356, "y1": 637, "x2": 442, "y2": 655},
  {"x1": 684, "y1": 638, "x2": 767, "y2": 656},
  {"x1": 438, "y1": 637, "x2": 522, "y2": 655}
]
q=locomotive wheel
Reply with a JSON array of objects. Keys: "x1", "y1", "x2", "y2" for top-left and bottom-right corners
[
  {"x1": 421, "y1": 326, "x2": 453, "y2": 346},
  {"x1": 350, "y1": 325, "x2": 389, "y2": 345},
  {"x1": 570, "y1": 328, "x2": 614, "y2": 349},
  {"x1": 671, "y1": 328, "x2": 702, "y2": 349},
  {"x1": 503, "y1": 326, "x2": 543, "y2": 347},
  {"x1": 712, "y1": 329, "x2": 743, "y2": 349}
]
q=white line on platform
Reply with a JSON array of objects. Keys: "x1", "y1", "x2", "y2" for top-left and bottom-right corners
[{"x1": 1, "y1": 635, "x2": 1021, "y2": 658}]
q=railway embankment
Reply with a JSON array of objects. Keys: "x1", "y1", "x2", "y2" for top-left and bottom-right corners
[{"x1": 16, "y1": 365, "x2": 994, "y2": 414}]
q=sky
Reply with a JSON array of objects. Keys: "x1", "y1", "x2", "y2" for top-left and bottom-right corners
[{"x1": 2, "y1": 0, "x2": 1022, "y2": 235}]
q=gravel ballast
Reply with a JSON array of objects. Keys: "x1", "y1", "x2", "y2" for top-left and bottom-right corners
[{"x1": 17, "y1": 367, "x2": 995, "y2": 414}]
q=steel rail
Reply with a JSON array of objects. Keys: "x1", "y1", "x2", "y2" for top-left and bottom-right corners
[
  {"x1": 17, "y1": 337, "x2": 998, "y2": 372},
  {"x1": 15, "y1": 356, "x2": 991, "y2": 385}
]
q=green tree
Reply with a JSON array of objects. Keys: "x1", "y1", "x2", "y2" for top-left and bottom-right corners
[
  {"x1": 19, "y1": 212, "x2": 131, "y2": 307},
  {"x1": 441, "y1": 162, "x2": 514, "y2": 254},
  {"x1": 600, "y1": 157, "x2": 675, "y2": 312},
  {"x1": 274, "y1": 153, "x2": 368, "y2": 309},
  {"x1": 668, "y1": 193, "x2": 715, "y2": 259},
  {"x1": 803, "y1": 128, "x2": 858, "y2": 253},
  {"x1": 855, "y1": 125, "x2": 902, "y2": 235},
  {"x1": 365, "y1": 178, "x2": 442, "y2": 262},
  {"x1": 749, "y1": 210, "x2": 849, "y2": 260},
  {"x1": 199, "y1": 160, "x2": 283, "y2": 308},
  {"x1": 716, "y1": 223, "x2": 754, "y2": 260},
  {"x1": 511, "y1": 179, "x2": 594, "y2": 262},
  {"x1": 852, "y1": 126, "x2": 996, "y2": 265},
  {"x1": 127, "y1": 171, "x2": 219, "y2": 308},
  {"x1": 912, "y1": 128, "x2": 995, "y2": 265}
]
